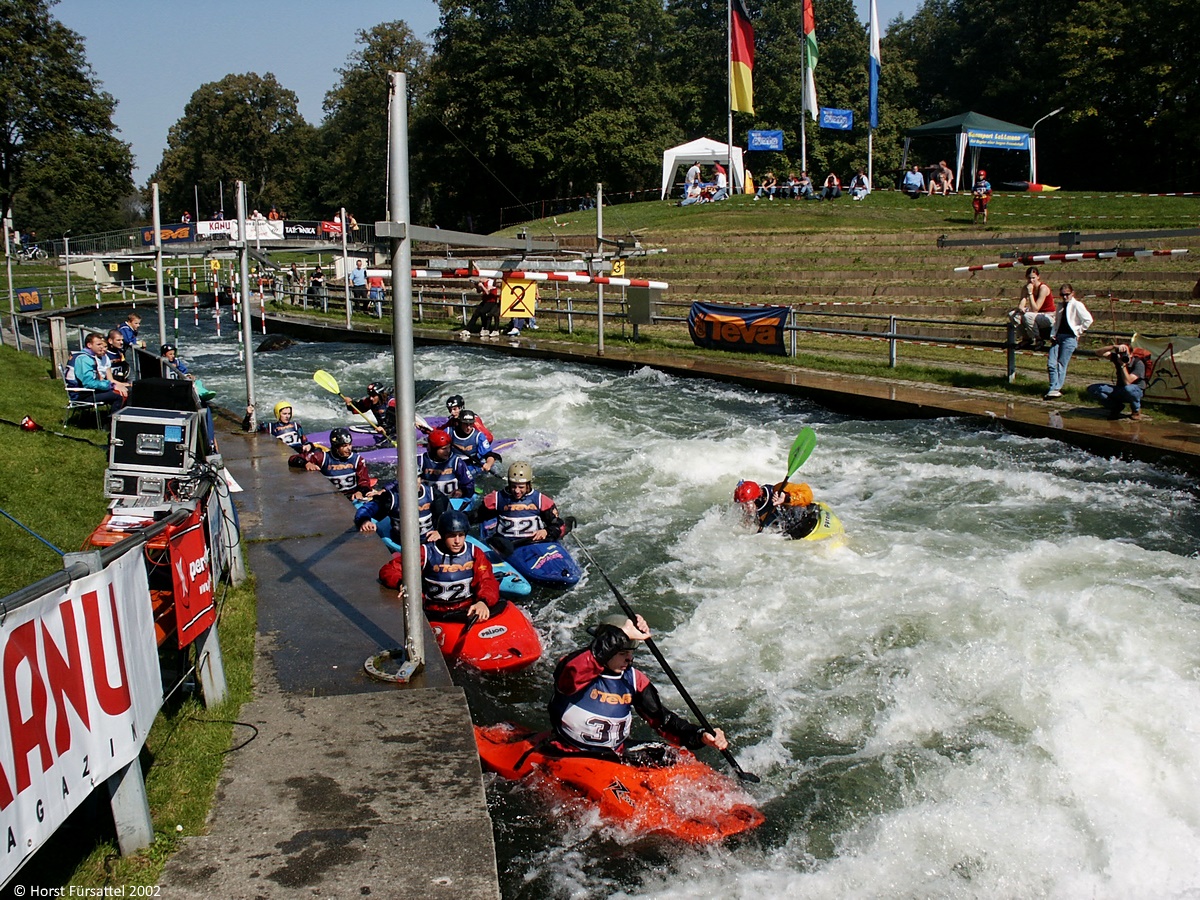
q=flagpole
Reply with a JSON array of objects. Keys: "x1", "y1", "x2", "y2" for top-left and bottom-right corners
[
  {"x1": 868, "y1": 0, "x2": 880, "y2": 193},
  {"x1": 727, "y1": 0, "x2": 735, "y2": 187},
  {"x1": 801, "y1": 48, "x2": 808, "y2": 174}
]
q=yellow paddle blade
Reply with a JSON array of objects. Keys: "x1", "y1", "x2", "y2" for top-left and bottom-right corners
[{"x1": 313, "y1": 369, "x2": 341, "y2": 395}]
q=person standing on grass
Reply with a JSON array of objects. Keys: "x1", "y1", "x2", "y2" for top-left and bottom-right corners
[{"x1": 1044, "y1": 284, "x2": 1093, "y2": 400}]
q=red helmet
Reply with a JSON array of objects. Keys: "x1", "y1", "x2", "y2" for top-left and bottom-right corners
[
  {"x1": 734, "y1": 480, "x2": 762, "y2": 503},
  {"x1": 428, "y1": 429, "x2": 452, "y2": 449}
]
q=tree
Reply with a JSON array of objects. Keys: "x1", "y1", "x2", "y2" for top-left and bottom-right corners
[
  {"x1": 0, "y1": 0, "x2": 133, "y2": 233},
  {"x1": 314, "y1": 21, "x2": 429, "y2": 224},
  {"x1": 152, "y1": 73, "x2": 313, "y2": 220},
  {"x1": 414, "y1": 0, "x2": 679, "y2": 230}
]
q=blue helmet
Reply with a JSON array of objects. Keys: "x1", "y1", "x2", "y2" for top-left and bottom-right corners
[{"x1": 438, "y1": 509, "x2": 470, "y2": 536}]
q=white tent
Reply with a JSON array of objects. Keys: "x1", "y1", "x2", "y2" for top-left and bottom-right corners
[{"x1": 660, "y1": 137, "x2": 746, "y2": 199}]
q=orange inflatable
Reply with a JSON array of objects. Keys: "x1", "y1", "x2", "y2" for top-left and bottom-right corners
[{"x1": 475, "y1": 723, "x2": 765, "y2": 843}]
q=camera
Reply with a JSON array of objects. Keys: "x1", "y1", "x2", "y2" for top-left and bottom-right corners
[{"x1": 1116, "y1": 350, "x2": 1131, "y2": 366}]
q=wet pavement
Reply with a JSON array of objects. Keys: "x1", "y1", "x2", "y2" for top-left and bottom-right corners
[{"x1": 157, "y1": 414, "x2": 501, "y2": 899}]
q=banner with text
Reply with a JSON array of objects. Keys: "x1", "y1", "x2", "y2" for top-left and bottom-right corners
[
  {"x1": 747, "y1": 130, "x2": 784, "y2": 151},
  {"x1": 169, "y1": 508, "x2": 217, "y2": 647},
  {"x1": 0, "y1": 552, "x2": 161, "y2": 885},
  {"x1": 140, "y1": 223, "x2": 195, "y2": 246},
  {"x1": 688, "y1": 302, "x2": 789, "y2": 356},
  {"x1": 17, "y1": 288, "x2": 43, "y2": 312},
  {"x1": 966, "y1": 129, "x2": 1030, "y2": 150},
  {"x1": 819, "y1": 108, "x2": 854, "y2": 130}
]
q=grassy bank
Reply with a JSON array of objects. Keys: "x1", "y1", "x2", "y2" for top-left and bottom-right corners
[{"x1": 0, "y1": 344, "x2": 257, "y2": 891}]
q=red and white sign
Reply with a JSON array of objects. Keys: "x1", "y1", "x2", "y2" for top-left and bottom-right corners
[
  {"x1": 169, "y1": 509, "x2": 217, "y2": 647},
  {"x1": 0, "y1": 553, "x2": 161, "y2": 885}
]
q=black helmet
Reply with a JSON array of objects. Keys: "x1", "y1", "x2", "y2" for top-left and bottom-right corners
[
  {"x1": 457, "y1": 409, "x2": 476, "y2": 427},
  {"x1": 330, "y1": 427, "x2": 353, "y2": 448},
  {"x1": 446, "y1": 394, "x2": 465, "y2": 411},
  {"x1": 160, "y1": 343, "x2": 176, "y2": 354},
  {"x1": 367, "y1": 382, "x2": 383, "y2": 395},
  {"x1": 587, "y1": 615, "x2": 635, "y2": 665},
  {"x1": 438, "y1": 509, "x2": 470, "y2": 536}
]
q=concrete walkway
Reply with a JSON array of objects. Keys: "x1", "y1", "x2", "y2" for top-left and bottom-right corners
[{"x1": 158, "y1": 415, "x2": 500, "y2": 899}]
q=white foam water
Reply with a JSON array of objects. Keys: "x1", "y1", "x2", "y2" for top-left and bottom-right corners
[{"x1": 133, "y1": 322, "x2": 1200, "y2": 898}]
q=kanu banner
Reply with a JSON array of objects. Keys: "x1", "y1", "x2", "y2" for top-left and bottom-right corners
[
  {"x1": 0, "y1": 552, "x2": 161, "y2": 885},
  {"x1": 193, "y1": 220, "x2": 286, "y2": 241},
  {"x1": 169, "y1": 509, "x2": 216, "y2": 647},
  {"x1": 688, "y1": 302, "x2": 789, "y2": 356}
]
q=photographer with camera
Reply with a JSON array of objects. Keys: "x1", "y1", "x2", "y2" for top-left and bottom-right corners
[{"x1": 1086, "y1": 343, "x2": 1146, "y2": 421}]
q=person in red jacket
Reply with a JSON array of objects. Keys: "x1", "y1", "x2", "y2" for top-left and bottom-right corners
[
  {"x1": 548, "y1": 613, "x2": 728, "y2": 758},
  {"x1": 378, "y1": 509, "x2": 500, "y2": 623}
]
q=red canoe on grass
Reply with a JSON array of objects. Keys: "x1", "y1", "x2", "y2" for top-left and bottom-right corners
[
  {"x1": 475, "y1": 722, "x2": 765, "y2": 843},
  {"x1": 429, "y1": 602, "x2": 542, "y2": 673}
]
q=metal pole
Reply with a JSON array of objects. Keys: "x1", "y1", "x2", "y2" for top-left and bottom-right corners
[
  {"x1": 4, "y1": 214, "x2": 16, "y2": 349},
  {"x1": 64, "y1": 233, "x2": 71, "y2": 309},
  {"x1": 341, "y1": 207, "x2": 351, "y2": 329},
  {"x1": 596, "y1": 183, "x2": 604, "y2": 357},
  {"x1": 237, "y1": 182, "x2": 256, "y2": 415},
  {"x1": 152, "y1": 183, "x2": 167, "y2": 346},
  {"x1": 194, "y1": 184, "x2": 200, "y2": 225},
  {"x1": 388, "y1": 71, "x2": 424, "y2": 676}
]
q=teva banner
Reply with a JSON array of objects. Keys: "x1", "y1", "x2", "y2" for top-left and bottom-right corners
[
  {"x1": 688, "y1": 302, "x2": 788, "y2": 356},
  {"x1": 748, "y1": 130, "x2": 784, "y2": 151},
  {"x1": 140, "y1": 223, "x2": 195, "y2": 245},
  {"x1": 0, "y1": 552, "x2": 161, "y2": 886},
  {"x1": 500, "y1": 280, "x2": 538, "y2": 318},
  {"x1": 820, "y1": 108, "x2": 854, "y2": 130},
  {"x1": 17, "y1": 288, "x2": 42, "y2": 312}
]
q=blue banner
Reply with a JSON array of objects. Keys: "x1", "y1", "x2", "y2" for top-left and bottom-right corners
[
  {"x1": 820, "y1": 108, "x2": 854, "y2": 130},
  {"x1": 17, "y1": 287, "x2": 43, "y2": 312},
  {"x1": 967, "y1": 129, "x2": 1030, "y2": 150},
  {"x1": 747, "y1": 130, "x2": 784, "y2": 151},
  {"x1": 688, "y1": 302, "x2": 789, "y2": 356}
]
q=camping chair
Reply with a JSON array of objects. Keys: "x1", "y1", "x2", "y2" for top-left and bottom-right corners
[{"x1": 61, "y1": 360, "x2": 106, "y2": 429}]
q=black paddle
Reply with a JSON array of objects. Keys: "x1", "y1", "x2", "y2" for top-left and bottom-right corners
[{"x1": 570, "y1": 534, "x2": 760, "y2": 784}]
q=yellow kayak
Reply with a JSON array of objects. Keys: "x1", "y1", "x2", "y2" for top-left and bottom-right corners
[{"x1": 801, "y1": 501, "x2": 845, "y2": 543}]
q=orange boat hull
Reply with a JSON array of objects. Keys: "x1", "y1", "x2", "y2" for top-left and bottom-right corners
[
  {"x1": 475, "y1": 723, "x2": 764, "y2": 843},
  {"x1": 431, "y1": 603, "x2": 542, "y2": 673}
]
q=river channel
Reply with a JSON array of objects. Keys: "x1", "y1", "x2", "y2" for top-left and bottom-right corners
[{"x1": 104, "y1": 318, "x2": 1200, "y2": 899}]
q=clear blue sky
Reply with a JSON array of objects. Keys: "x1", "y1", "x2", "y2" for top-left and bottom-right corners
[{"x1": 54, "y1": 0, "x2": 918, "y2": 186}]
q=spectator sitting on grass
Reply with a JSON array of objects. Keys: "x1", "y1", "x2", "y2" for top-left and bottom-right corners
[{"x1": 902, "y1": 164, "x2": 925, "y2": 198}]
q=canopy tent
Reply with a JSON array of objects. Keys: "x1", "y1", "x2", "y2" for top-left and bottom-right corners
[
  {"x1": 660, "y1": 137, "x2": 746, "y2": 199},
  {"x1": 901, "y1": 111, "x2": 1034, "y2": 190}
]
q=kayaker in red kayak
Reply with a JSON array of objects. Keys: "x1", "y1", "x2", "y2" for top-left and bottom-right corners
[
  {"x1": 548, "y1": 614, "x2": 728, "y2": 759},
  {"x1": 379, "y1": 509, "x2": 501, "y2": 622}
]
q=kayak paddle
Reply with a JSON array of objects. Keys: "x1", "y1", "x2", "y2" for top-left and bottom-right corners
[
  {"x1": 570, "y1": 534, "x2": 760, "y2": 784},
  {"x1": 783, "y1": 427, "x2": 817, "y2": 484},
  {"x1": 312, "y1": 369, "x2": 396, "y2": 446}
]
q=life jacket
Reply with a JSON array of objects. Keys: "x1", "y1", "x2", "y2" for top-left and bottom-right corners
[
  {"x1": 421, "y1": 541, "x2": 478, "y2": 615},
  {"x1": 268, "y1": 419, "x2": 306, "y2": 450},
  {"x1": 317, "y1": 450, "x2": 362, "y2": 492},
  {"x1": 554, "y1": 666, "x2": 637, "y2": 752},
  {"x1": 420, "y1": 451, "x2": 466, "y2": 496},
  {"x1": 493, "y1": 489, "x2": 549, "y2": 542}
]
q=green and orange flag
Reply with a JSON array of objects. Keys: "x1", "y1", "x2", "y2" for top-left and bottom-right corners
[
  {"x1": 802, "y1": 0, "x2": 819, "y2": 120},
  {"x1": 730, "y1": 0, "x2": 754, "y2": 114}
]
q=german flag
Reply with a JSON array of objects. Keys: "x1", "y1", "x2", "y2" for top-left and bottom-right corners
[{"x1": 731, "y1": 0, "x2": 754, "y2": 114}]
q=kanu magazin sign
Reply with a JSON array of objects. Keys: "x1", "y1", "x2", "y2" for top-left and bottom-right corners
[
  {"x1": 688, "y1": 302, "x2": 789, "y2": 356},
  {"x1": 0, "y1": 553, "x2": 161, "y2": 885}
]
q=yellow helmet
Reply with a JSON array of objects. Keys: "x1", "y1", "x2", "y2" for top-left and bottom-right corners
[{"x1": 273, "y1": 401, "x2": 293, "y2": 419}]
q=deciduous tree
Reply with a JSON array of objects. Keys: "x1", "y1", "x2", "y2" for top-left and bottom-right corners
[{"x1": 0, "y1": 0, "x2": 133, "y2": 233}]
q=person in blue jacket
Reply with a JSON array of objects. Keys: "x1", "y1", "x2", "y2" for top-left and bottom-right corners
[{"x1": 72, "y1": 333, "x2": 131, "y2": 410}]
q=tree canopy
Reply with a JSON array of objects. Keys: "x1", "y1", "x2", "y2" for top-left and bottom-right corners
[
  {"x1": 12, "y1": 0, "x2": 1199, "y2": 237},
  {"x1": 0, "y1": 0, "x2": 133, "y2": 234}
]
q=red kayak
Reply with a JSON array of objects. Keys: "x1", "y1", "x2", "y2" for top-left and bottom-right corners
[
  {"x1": 430, "y1": 603, "x2": 542, "y2": 673},
  {"x1": 475, "y1": 723, "x2": 764, "y2": 843}
]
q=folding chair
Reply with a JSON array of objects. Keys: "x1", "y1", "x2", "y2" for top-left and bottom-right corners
[{"x1": 62, "y1": 362, "x2": 106, "y2": 429}]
